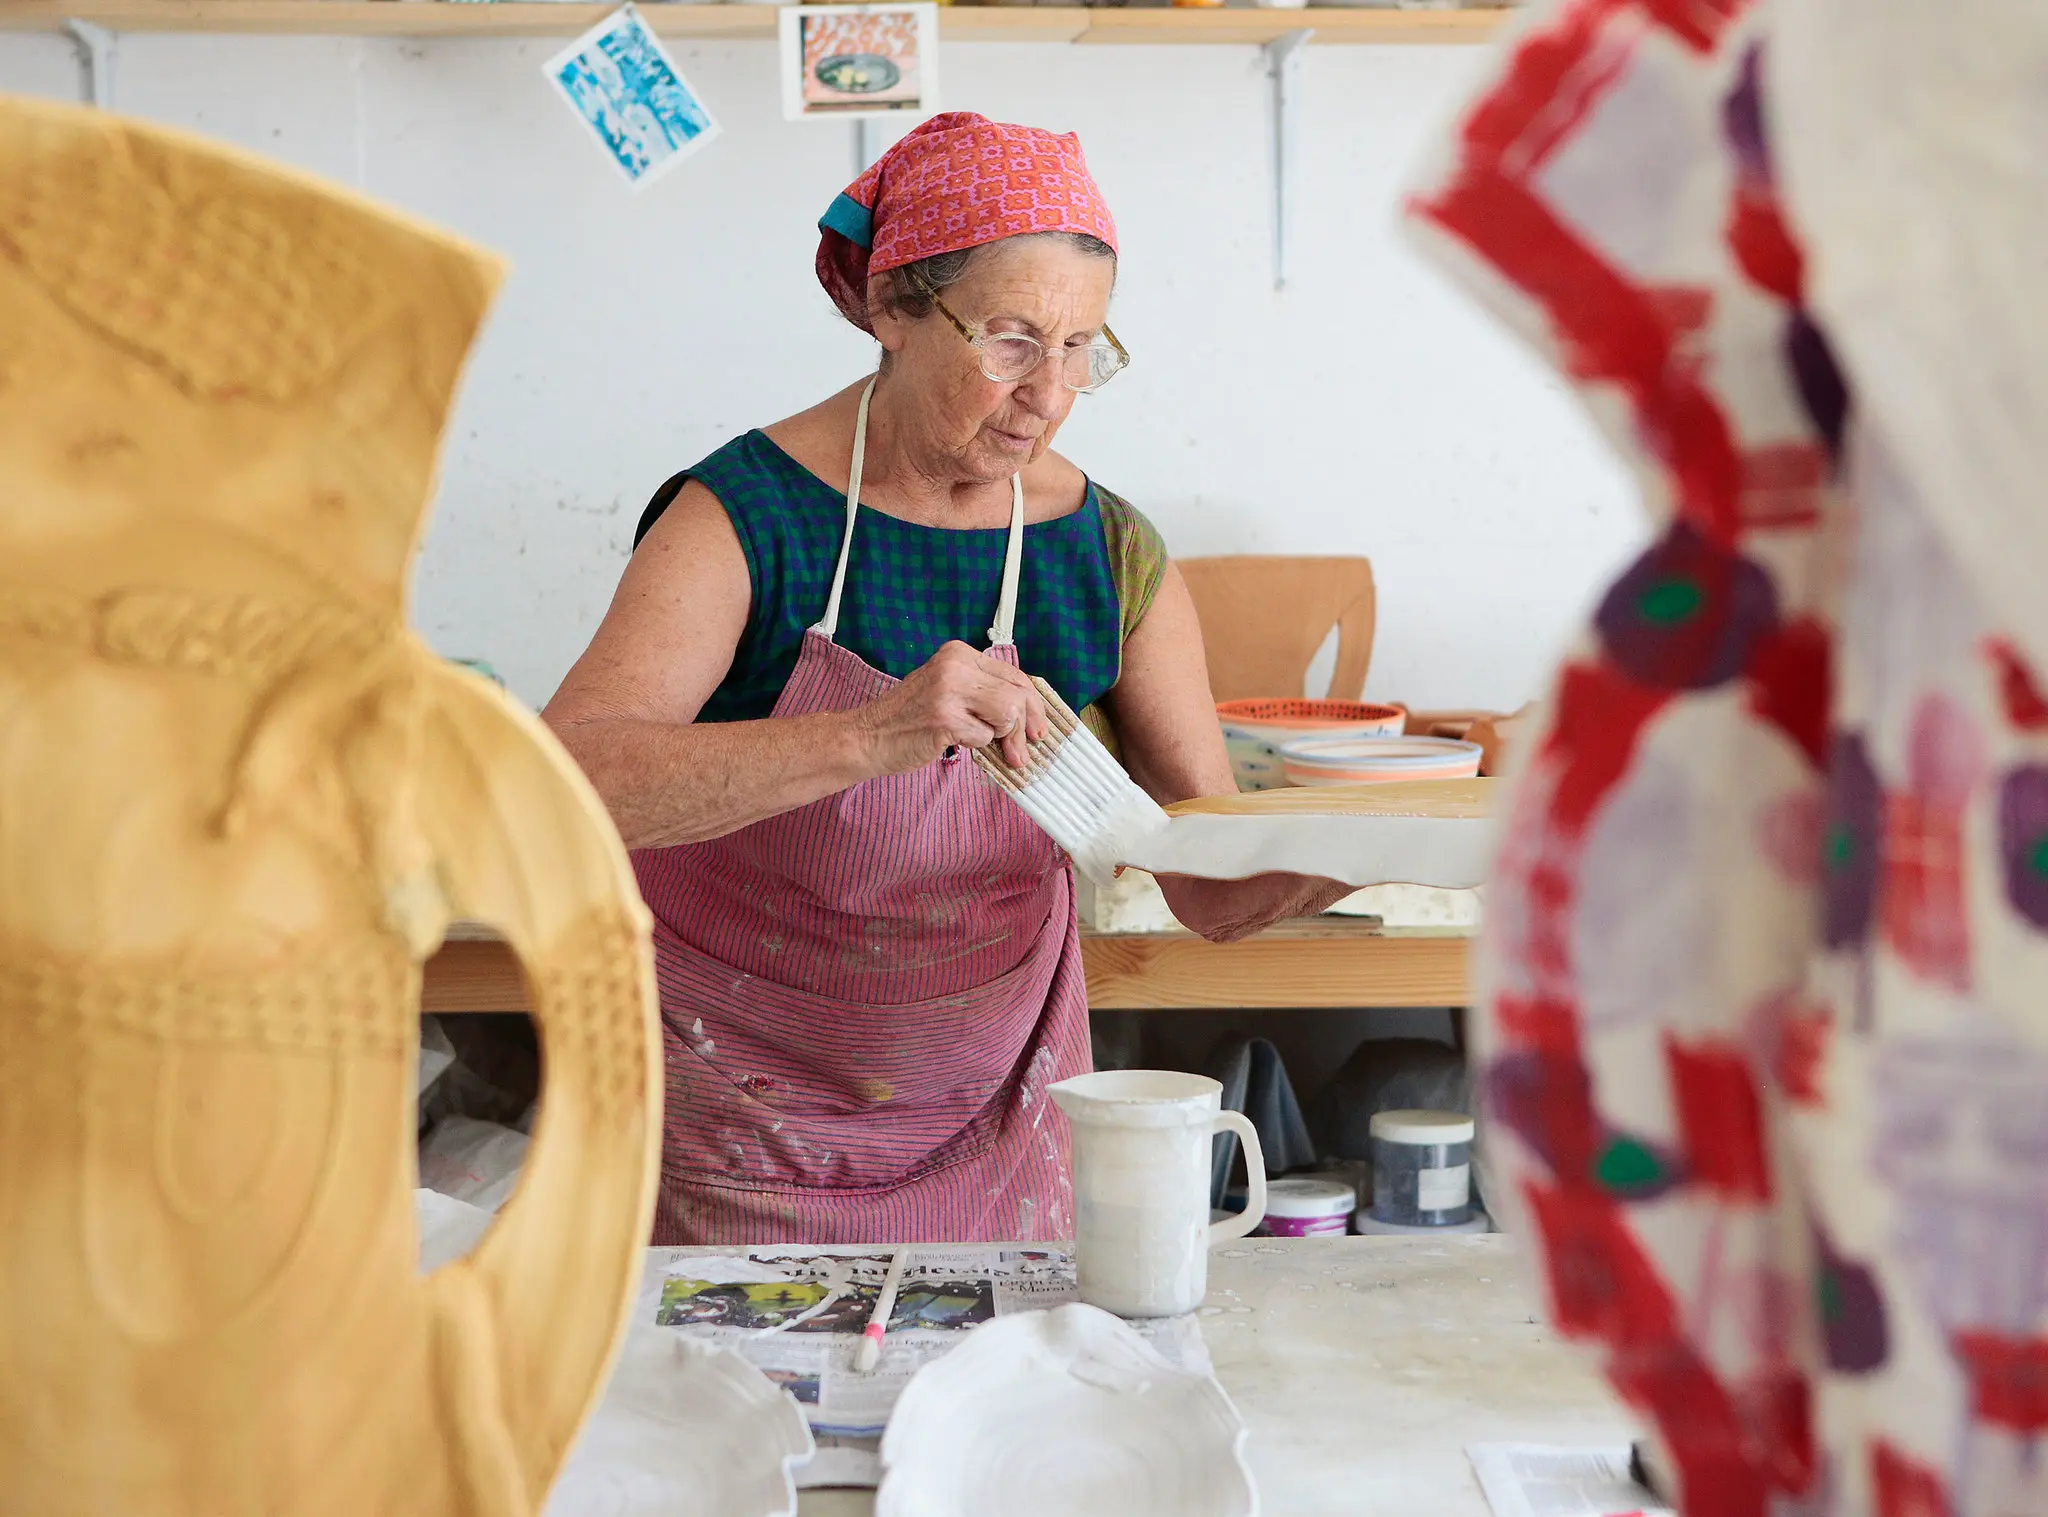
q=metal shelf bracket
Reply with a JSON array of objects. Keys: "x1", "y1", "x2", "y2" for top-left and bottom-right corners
[
  {"x1": 1264, "y1": 26, "x2": 1313, "y2": 291},
  {"x1": 854, "y1": 118, "x2": 885, "y2": 175},
  {"x1": 67, "y1": 18, "x2": 119, "y2": 109}
]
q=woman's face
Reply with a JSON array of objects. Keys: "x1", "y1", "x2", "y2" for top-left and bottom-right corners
[{"x1": 870, "y1": 236, "x2": 1117, "y2": 485}]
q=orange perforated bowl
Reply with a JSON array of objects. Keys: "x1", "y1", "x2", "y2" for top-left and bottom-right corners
[{"x1": 1217, "y1": 699, "x2": 1407, "y2": 791}]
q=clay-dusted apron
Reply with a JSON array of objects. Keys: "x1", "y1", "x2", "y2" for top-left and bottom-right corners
[{"x1": 634, "y1": 379, "x2": 1092, "y2": 1245}]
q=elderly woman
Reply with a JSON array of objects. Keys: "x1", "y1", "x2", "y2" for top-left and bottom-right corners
[{"x1": 545, "y1": 113, "x2": 1348, "y2": 1246}]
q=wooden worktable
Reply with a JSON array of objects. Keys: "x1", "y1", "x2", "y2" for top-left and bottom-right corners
[{"x1": 420, "y1": 917, "x2": 1471, "y2": 1015}]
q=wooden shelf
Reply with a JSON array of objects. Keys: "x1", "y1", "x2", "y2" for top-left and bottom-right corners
[
  {"x1": 1082, "y1": 920, "x2": 1470, "y2": 1009},
  {"x1": 0, "y1": 1, "x2": 1510, "y2": 44},
  {"x1": 419, "y1": 937, "x2": 533, "y2": 1014},
  {"x1": 421, "y1": 917, "x2": 1472, "y2": 1015}
]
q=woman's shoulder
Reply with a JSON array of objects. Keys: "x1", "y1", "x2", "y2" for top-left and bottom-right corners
[
  {"x1": 1073, "y1": 474, "x2": 1164, "y2": 562},
  {"x1": 1052, "y1": 467, "x2": 1169, "y2": 641},
  {"x1": 683, "y1": 429, "x2": 808, "y2": 505},
  {"x1": 634, "y1": 430, "x2": 823, "y2": 551},
  {"x1": 1086, "y1": 479, "x2": 1160, "y2": 543},
  {"x1": 757, "y1": 388, "x2": 861, "y2": 491}
]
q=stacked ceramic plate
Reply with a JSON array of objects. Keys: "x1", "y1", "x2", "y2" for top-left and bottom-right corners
[
  {"x1": 1216, "y1": 697, "x2": 1406, "y2": 791},
  {"x1": 1279, "y1": 734, "x2": 1483, "y2": 787}
]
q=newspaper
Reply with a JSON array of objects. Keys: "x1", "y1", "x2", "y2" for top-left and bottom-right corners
[
  {"x1": 1467, "y1": 1444, "x2": 1674, "y2": 1517},
  {"x1": 633, "y1": 1244, "x2": 1210, "y2": 1488}
]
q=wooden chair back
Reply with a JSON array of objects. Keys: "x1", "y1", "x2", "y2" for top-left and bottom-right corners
[{"x1": 1178, "y1": 555, "x2": 1378, "y2": 702}]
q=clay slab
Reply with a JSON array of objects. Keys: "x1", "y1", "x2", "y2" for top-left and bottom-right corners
[
  {"x1": 875, "y1": 1304, "x2": 1256, "y2": 1517},
  {"x1": 1123, "y1": 810, "x2": 1494, "y2": 887},
  {"x1": 1124, "y1": 779, "x2": 1497, "y2": 887},
  {"x1": 546, "y1": 1330, "x2": 814, "y2": 1517}
]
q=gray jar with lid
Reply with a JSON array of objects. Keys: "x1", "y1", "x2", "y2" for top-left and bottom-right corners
[{"x1": 1370, "y1": 1108, "x2": 1475, "y2": 1227}]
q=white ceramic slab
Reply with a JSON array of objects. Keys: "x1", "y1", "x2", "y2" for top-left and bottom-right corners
[
  {"x1": 874, "y1": 1304, "x2": 1255, "y2": 1517},
  {"x1": 1122, "y1": 811, "x2": 1495, "y2": 888},
  {"x1": 546, "y1": 1330, "x2": 814, "y2": 1517}
]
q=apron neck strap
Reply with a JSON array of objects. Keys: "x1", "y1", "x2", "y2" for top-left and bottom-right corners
[
  {"x1": 986, "y1": 473, "x2": 1025, "y2": 648},
  {"x1": 809, "y1": 377, "x2": 877, "y2": 640},
  {"x1": 810, "y1": 374, "x2": 1028, "y2": 650}
]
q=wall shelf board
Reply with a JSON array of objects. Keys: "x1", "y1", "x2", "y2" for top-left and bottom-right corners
[
  {"x1": 422, "y1": 920, "x2": 1476, "y2": 1013},
  {"x1": 0, "y1": 2, "x2": 1510, "y2": 45}
]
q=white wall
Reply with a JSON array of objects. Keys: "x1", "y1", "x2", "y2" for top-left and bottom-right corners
[{"x1": 2, "y1": 28, "x2": 1639, "y2": 712}]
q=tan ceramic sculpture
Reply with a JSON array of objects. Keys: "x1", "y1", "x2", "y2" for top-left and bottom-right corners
[{"x1": 0, "y1": 97, "x2": 661, "y2": 1516}]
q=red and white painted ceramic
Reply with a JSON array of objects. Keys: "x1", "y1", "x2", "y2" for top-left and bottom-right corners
[
  {"x1": 1216, "y1": 698, "x2": 1406, "y2": 791},
  {"x1": 1279, "y1": 735, "x2": 1482, "y2": 787}
]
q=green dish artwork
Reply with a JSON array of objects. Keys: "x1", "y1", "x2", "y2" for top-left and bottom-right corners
[{"x1": 814, "y1": 53, "x2": 902, "y2": 95}]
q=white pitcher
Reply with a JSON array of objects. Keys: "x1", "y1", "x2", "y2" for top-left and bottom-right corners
[{"x1": 1050, "y1": 1071, "x2": 1268, "y2": 1317}]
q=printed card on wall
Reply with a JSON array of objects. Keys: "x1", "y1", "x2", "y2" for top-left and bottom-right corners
[
  {"x1": 544, "y1": 4, "x2": 721, "y2": 190},
  {"x1": 778, "y1": 4, "x2": 940, "y2": 123}
]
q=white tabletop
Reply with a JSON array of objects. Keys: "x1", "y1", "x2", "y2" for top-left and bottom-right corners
[{"x1": 797, "y1": 1234, "x2": 1638, "y2": 1517}]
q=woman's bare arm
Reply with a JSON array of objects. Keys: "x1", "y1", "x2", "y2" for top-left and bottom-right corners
[
  {"x1": 542, "y1": 482, "x2": 1046, "y2": 850},
  {"x1": 1105, "y1": 562, "x2": 1353, "y2": 943}
]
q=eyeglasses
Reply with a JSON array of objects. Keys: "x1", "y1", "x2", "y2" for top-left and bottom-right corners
[{"x1": 932, "y1": 296, "x2": 1130, "y2": 393}]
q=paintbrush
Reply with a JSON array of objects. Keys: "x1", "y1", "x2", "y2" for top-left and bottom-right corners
[
  {"x1": 856, "y1": 1248, "x2": 909, "y2": 1373},
  {"x1": 973, "y1": 678, "x2": 1496, "y2": 889},
  {"x1": 972, "y1": 678, "x2": 1172, "y2": 886}
]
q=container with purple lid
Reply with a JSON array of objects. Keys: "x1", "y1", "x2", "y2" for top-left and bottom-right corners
[{"x1": 1257, "y1": 1176, "x2": 1356, "y2": 1237}]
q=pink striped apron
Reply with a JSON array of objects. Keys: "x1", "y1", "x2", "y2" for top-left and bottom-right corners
[{"x1": 634, "y1": 379, "x2": 1091, "y2": 1245}]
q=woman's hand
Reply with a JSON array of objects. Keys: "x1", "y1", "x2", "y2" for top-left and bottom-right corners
[
  {"x1": 547, "y1": 485, "x2": 1044, "y2": 849},
  {"x1": 853, "y1": 641, "x2": 1050, "y2": 776}
]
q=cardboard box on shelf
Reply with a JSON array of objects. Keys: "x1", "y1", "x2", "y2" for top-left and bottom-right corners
[{"x1": 1393, "y1": 703, "x2": 1540, "y2": 777}]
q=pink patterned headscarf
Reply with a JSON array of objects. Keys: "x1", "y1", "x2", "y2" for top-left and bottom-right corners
[{"x1": 816, "y1": 112, "x2": 1119, "y2": 332}]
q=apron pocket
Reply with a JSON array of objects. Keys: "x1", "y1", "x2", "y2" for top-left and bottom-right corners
[{"x1": 654, "y1": 914, "x2": 1065, "y2": 1191}]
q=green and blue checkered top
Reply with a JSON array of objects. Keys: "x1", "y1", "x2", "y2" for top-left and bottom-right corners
[{"x1": 636, "y1": 430, "x2": 1167, "y2": 731}]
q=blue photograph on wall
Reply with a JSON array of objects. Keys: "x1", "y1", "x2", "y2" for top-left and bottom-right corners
[{"x1": 544, "y1": 4, "x2": 722, "y2": 189}]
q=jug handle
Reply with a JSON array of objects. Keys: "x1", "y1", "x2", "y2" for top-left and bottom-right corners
[
  {"x1": 407, "y1": 656, "x2": 662, "y2": 1508},
  {"x1": 1206, "y1": 1111, "x2": 1267, "y2": 1246}
]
